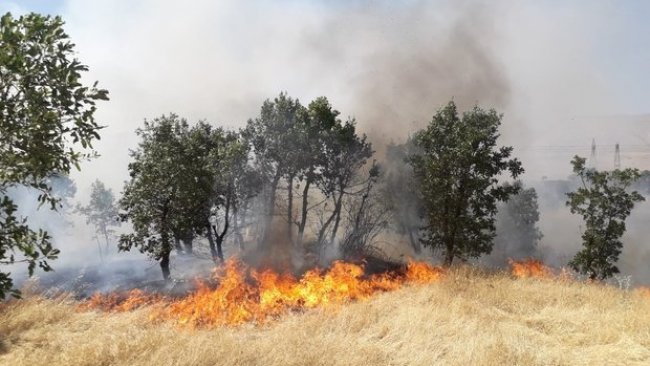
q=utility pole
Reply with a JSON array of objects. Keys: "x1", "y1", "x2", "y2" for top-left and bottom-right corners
[
  {"x1": 589, "y1": 138, "x2": 597, "y2": 169},
  {"x1": 614, "y1": 143, "x2": 621, "y2": 169}
]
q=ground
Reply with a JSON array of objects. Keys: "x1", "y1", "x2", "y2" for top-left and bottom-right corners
[{"x1": 1, "y1": 267, "x2": 649, "y2": 366}]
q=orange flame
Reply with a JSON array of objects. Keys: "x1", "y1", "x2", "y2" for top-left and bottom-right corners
[
  {"x1": 81, "y1": 258, "x2": 443, "y2": 328},
  {"x1": 509, "y1": 258, "x2": 553, "y2": 279},
  {"x1": 637, "y1": 286, "x2": 650, "y2": 297}
]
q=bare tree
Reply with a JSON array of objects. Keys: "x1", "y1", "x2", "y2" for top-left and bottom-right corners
[{"x1": 340, "y1": 162, "x2": 389, "y2": 260}]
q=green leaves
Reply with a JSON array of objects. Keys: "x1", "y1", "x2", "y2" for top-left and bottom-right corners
[
  {"x1": 118, "y1": 115, "x2": 246, "y2": 270},
  {"x1": 409, "y1": 101, "x2": 523, "y2": 266},
  {"x1": 0, "y1": 12, "x2": 107, "y2": 298},
  {"x1": 566, "y1": 156, "x2": 645, "y2": 280}
]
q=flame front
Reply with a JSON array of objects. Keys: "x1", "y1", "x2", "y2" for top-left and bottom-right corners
[
  {"x1": 509, "y1": 258, "x2": 553, "y2": 279},
  {"x1": 638, "y1": 286, "x2": 650, "y2": 297},
  {"x1": 81, "y1": 258, "x2": 443, "y2": 328}
]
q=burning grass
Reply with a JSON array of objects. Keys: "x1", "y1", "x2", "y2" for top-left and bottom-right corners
[
  {"x1": 2, "y1": 265, "x2": 650, "y2": 366},
  {"x1": 78, "y1": 258, "x2": 443, "y2": 327},
  {"x1": 508, "y1": 258, "x2": 554, "y2": 279}
]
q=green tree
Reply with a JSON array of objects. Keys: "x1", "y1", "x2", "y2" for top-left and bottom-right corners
[
  {"x1": 0, "y1": 13, "x2": 108, "y2": 298},
  {"x1": 491, "y1": 181, "x2": 542, "y2": 265},
  {"x1": 76, "y1": 179, "x2": 120, "y2": 261},
  {"x1": 409, "y1": 101, "x2": 523, "y2": 266},
  {"x1": 208, "y1": 130, "x2": 261, "y2": 263},
  {"x1": 118, "y1": 115, "x2": 191, "y2": 280},
  {"x1": 244, "y1": 93, "x2": 307, "y2": 249},
  {"x1": 244, "y1": 94, "x2": 372, "y2": 260},
  {"x1": 316, "y1": 119, "x2": 373, "y2": 248},
  {"x1": 119, "y1": 116, "x2": 254, "y2": 276},
  {"x1": 382, "y1": 139, "x2": 423, "y2": 254},
  {"x1": 566, "y1": 156, "x2": 644, "y2": 280},
  {"x1": 293, "y1": 97, "x2": 339, "y2": 247},
  {"x1": 170, "y1": 121, "x2": 221, "y2": 258}
]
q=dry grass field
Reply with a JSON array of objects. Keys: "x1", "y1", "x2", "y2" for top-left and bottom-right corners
[{"x1": 1, "y1": 267, "x2": 650, "y2": 366}]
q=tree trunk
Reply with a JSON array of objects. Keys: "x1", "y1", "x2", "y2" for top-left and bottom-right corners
[
  {"x1": 317, "y1": 203, "x2": 337, "y2": 246},
  {"x1": 160, "y1": 252, "x2": 171, "y2": 280},
  {"x1": 182, "y1": 234, "x2": 193, "y2": 255},
  {"x1": 407, "y1": 229, "x2": 421, "y2": 254},
  {"x1": 160, "y1": 203, "x2": 172, "y2": 280},
  {"x1": 95, "y1": 236, "x2": 104, "y2": 262},
  {"x1": 260, "y1": 172, "x2": 282, "y2": 249},
  {"x1": 174, "y1": 236, "x2": 183, "y2": 253},
  {"x1": 328, "y1": 188, "x2": 345, "y2": 245},
  {"x1": 233, "y1": 205, "x2": 244, "y2": 251},
  {"x1": 102, "y1": 226, "x2": 110, "y2": 256},
  {"x1": 297, "y1": 172, "x2": 313, "y2": 247},
  {"x1": 443, "y1": 245, "x2": 454, "y2": 267},
  {"x1": 160, "y1": 230, "x2": 172, "y2": 280},
  {"x1": 287, "y1": 174, "x2": 294, "y2": 242},
  {"x1": 214, "y1": 230, "x2": 225, "y2": 263},
  {"x1": 213, "y1": 195, "x2": 230, "y2": 264},
  {"x1": 206, "y1": 223, "x2": 219, "y2": 263}
]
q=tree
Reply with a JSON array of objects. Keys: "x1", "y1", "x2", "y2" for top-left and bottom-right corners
[
  {"x1": 316, "y1": 119, "x2": 373, "y2": 249},
  {"x1": 382, "y1": 139, "x2": 423, "y2": 254},
  {"x1": 172, "y1": 121, "x2": 221, "y2": 259},
  {"x1": 409, "y1": 101, "x2": 523, "y2": 266},
  {"x1": 566, "y1": 156, "x2": 644, "y2": 280},
  {"x1": 0, "y1": 13, "x2": 108, "y2": 298},
  {"x1": 208, "y1": 130, "x2": 261, "y2": 263},
  {"x1": 119, "y1": 116, "x2": 256, "y2": 276},
  {"x1": 119, "y1": 115, "x2": 193, "y2": 280},
  {"x1": 340, "y1": 161, "x2": 389, "y2": 259},
  {"x1": 244, "y1": 93, "x2": 307, "y2": 249},
  {"x1": 490, "y1": 181, "x2": 542, "y2": 265},
  {"x1": 293, "y1": 97, "x2": 339, "y2": 247},
  {"x1": 76, "y1": 179, "x2": 120, "y2": 261}
]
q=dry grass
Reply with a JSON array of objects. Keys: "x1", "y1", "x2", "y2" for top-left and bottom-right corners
[{"x1": 2, "y1": 268, "x2": 650, "y2": 366}]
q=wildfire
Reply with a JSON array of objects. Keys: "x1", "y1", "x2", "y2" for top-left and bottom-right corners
[
  {"x1": 80, "y1": 258, "x2": 443, "y2": 328},
  {"x1": 637, "y1": 286, "x2": 650, "y2": 297},
  {"x1": 509, "y1": 258, "x2": 553, "y2": 279},
  {"x1": 79, "y1": 289, "x2": 162, "y2": 312}
]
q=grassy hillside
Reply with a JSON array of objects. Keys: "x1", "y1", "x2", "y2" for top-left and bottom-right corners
[{"x1": 1, "y1": 268, "x2": 649, "y2": 366}]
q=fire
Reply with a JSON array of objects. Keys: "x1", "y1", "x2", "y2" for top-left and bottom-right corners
[
  {"x1": 637, "y1": 286, "x2": 650, "y2": 297},
  {"x1": 509, "y1": 258, "x2": 553, "y2": 279},
  {"x1": 81, "y1": 258, "x2": 443, "y2": 328},
  {"x1": 79, "y1": 289, "x2": 162, "y2": 312}
]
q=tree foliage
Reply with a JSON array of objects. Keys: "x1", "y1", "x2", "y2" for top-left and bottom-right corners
[
  {"x1": 0, "y1": 12, "x2": 108, "y2": 298},
  {"x1": 566, "y1": 156, "x2": 644, "y2": 280},
  {"x1": 316, "y1": 118, "x2": 373, "y2": 249},
  {"x1": 119, "y1": 115, "x2": 260, "y2": 278},
  {"x1": 76, "y1": 179, "x2": 119, "y2": 260},
  {"x1": 382, "y1": 139, "x2": 423, "y2": 254},
  {"x1": 244, "y1": 93, "x2": 372, "y2": 260},
  {"x1": 244, "y1": 93, "x2": 308, "y2": 252},
  {"x1": 491, "y1": 181, "x2": 542, "y2": 264},
  {"x1": 119, "y1": 116, "x2": 199, "y2": 279},
  {"x1": 340, "y1": 162, "x2": 388, "y2": 259},
  {"x1": 409, "y1": 101, "x2": 523, "y2": 266},
  {"x1": 208, "y1": 130, "x2": 261, "y2": 263}
]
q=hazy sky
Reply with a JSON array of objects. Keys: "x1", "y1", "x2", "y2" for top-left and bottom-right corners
[{"x1": 3, "y1": 0, "x2": 650, "y2": 196}]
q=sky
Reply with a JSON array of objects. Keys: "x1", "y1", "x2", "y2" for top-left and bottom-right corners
[{"x1": 3, "y1": 0, "x2": 650, "y2": 194}]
